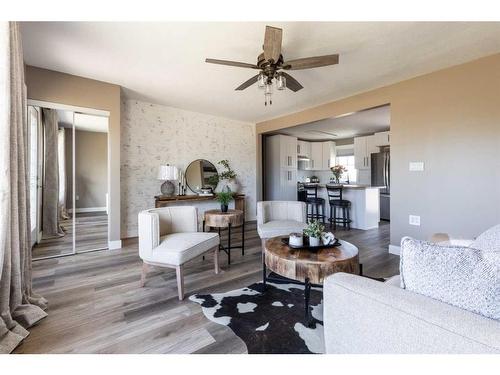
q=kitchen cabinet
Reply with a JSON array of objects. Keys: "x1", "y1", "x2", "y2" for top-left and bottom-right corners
[
  {"x1": 308, "y1": 142, "x2": 323, "y2": 170},
  {"x1": 354, "y1": 136, "x2": 370, "y2": 170},
  {"x1": 280, "y1": 169, "x2": 297, "y2": 201},
  {"x1": 305, "y1": 141, "x2": 336, "y2": 171},
  {"x1": 297, "y1": 140, "x2": 310, "y2": 159},
  {"x1": 322, "y1": 141, "x2": 336, "y2": 169},
  {"x1": 274, "y1": 135, "x2": 297, "y2": 169},
  {"x1": 355, "y1": 132, "x2": 388, "y2": 170},
  {"x1": 264, "y1": 134, "x2": 298, "y2": 200},
  {"x1": 373, "y1": 131, "x2": 390, "y2": 147}
]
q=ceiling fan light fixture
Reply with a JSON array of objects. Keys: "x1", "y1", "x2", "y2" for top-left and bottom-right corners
[
  {"x1": 257, "y1": 72, "x2": 266, "y2": 88},
  {"x1": 276, "y1": 73, "x2": 286, "y2": 91},
  {"x1": 205, "y1": 26, "x2": 339, "y2": 107}
]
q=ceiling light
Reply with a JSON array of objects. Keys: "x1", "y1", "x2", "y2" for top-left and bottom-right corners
[
  {"x1": 276, "y1": 73, "x2": 286, "y2": 91},
  {"x1": 257, "y1": 73, "x2": 266, "y2": 88}
]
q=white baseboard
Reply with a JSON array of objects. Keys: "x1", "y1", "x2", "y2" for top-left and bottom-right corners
[
  {"x1": 389, "y1": 244, "x2": 401, "y2": 255},
  {"x1": 108, "y1": 240, "x2": 122, "y2": 250},
  {"x1": 68, "y1": 206, "x2": 107, "y2": 213}
]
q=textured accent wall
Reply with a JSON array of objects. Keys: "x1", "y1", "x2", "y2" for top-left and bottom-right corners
[{"x1": 121, "y1": 100, "x2": 256, "y2": 237}]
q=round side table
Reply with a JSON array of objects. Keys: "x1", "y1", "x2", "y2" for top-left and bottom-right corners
[
  {"x1": 204, "y1": 209, "x2": 245, "y2": 265},
  {"x1": 263, "y1": 236, "x2": 359, "y2": 324}
]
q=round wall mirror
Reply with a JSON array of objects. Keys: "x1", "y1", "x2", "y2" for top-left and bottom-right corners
[{"x1": 185, "y1": 159, "x2": 218, "y2": 193}]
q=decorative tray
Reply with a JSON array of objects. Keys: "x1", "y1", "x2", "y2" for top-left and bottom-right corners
[{"x1": 281, "y1": 237, "x2": 341, "y2": 251}]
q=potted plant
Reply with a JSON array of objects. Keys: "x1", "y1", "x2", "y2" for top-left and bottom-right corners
[
  {"x1": 216, "y1": 190, "x2": 234, "y2": 213},
  {"x1": 303, "y1": 219, "x2": 325, "y2": 247},
  {"x1": 330, "y1": 165, "x2": 347, "y2": 184},
  {"x1": 216, "y1": 159, "x2": 239, "y2": 192}
]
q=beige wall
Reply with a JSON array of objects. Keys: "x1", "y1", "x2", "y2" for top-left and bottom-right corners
[
  {"x1": 74, "y1": 130, "x2": 108, "y2": 209},
  {"x1": 257, "y1": 53, "x2": 500, "y2": 247},
  {"x1": 64, "y1": 129, "x2": 108, "y2": 209},
  {"x1": 25, "y1": 66, "x2": 121, "y2": 243}
]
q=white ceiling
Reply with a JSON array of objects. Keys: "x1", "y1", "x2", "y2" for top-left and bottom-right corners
[
  {"x1": 57, "y1": 110, "x2": 109, "y2": 133},
  {"x1": 21, "y1": 22, "x2": 500, "y2": 123},
  {"x1": 276, "y1": 105, "x2": 390, "y2": 141}
]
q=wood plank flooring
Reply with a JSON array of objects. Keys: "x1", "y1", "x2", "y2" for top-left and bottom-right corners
[
  {"x1": 32, "y1": 212, "x2": 108, "y2": 259},
  {"x1": 16, "y1": 220, "x2": 398, "y2": 354}
]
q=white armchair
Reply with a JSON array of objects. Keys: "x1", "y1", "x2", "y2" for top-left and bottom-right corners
[
  {"x1": 138, "y1": 206, "x2": 220, "y2": 300},
  {"x1": 257, "y1": 201, "x2": 307, "y2": 248}
]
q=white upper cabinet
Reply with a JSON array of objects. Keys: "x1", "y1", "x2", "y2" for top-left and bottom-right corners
[
  {"x1": 305, "y1": 141, "x2": 336, "y2": 170},
  {"x1": 322, "y1": 141, "x2": 336, "y2": 169},
  {"x1": 354, "y1": 131, "x2": 389, "y2": 170},
  {"x1": 278, "y1": 135, "x2": 297, "y2": 169},
  {"x1": 373, "y1": 131, "x2": 390, "y2": 147},
  {"x1": 308, "y1": 142, "x2": 323, "y2": 170},
  {"x1": 354, "y1": 136, "x2": 371, "y2": 170},
  {"x1": 297, "y1": 140, "x2": 311, "y2": 158}
]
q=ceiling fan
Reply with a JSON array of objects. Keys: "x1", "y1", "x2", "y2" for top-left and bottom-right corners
[{"x1": 205, "y1": 26, "x2": 339, "y2": 106}]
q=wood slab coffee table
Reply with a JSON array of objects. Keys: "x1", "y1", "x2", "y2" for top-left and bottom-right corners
[{"x1": 263, "y1": 236, "x2": 360, "y2": 324}]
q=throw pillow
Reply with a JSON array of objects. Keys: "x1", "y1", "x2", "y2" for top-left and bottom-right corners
[
  {"x1": 400, "y1": 236, "x2": 499, "y2": 320},
  {"x1": 471, "y1": 224, "x2": 500, "y2": 253}
]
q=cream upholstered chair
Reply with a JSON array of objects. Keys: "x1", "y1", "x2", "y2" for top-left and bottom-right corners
[
  {"x1": 138, "y1": 206, "x2": 220, "y2": 300},
  {"x1": 257, "y1": 201, "x2": 307, "y2": 249}
]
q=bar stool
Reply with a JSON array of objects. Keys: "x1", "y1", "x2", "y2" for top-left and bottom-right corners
[
  {"x1": 304, "y1": 184, "x2": 325, "y2": 224},
  {"x1": 326, "y1": 185, "x2": 351, "y2": 230}
]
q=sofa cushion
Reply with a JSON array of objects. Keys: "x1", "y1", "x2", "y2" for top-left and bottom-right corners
[
  {"x1": 400, "y1": 237, "x2": 500, "y2": 320},
  {"x1": 257, "y1": 220, "x2": 307, "y2": 239},
  {"x1": 149, "y1": 232, "x2": 219, "y2": 265},
  {"x1": 471, "y1": 224, "x2": 500, "y2": 253}
]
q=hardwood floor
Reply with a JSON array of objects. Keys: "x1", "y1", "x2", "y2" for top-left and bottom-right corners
[
  {"x1": 32, "y1": 212, "x2": 108, "y2": 259},
  {"x1": 17, "y1": 220, "x2": 398, "y2": 354}
]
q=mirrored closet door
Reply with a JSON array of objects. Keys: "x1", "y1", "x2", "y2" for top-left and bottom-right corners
[
  {"x1": 30, "y1": 103, "x2": 109, "y2": 260},
  {"x1": 73, "y1": 113, "x2": 109, "y2": 253}
]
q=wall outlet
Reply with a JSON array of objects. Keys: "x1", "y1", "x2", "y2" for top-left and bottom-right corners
[
  {"x1": 409, "y1": 215, "x2": 421, "y2": 226},
  {"x1": 76, "y1": 195, "x2": 79, "y2": 201},
  {"x1": 409, "y1": 162, "x2": 424, "y2": 171}
]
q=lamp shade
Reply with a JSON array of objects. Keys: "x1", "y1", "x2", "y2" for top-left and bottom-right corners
[{"x1": 157, "y1": 165, "x2": 178, "y2": 181}]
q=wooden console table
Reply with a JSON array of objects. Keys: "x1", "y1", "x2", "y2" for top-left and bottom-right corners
[{"x1": 155, "y1": 194, "x2": 246, "y2": 216}]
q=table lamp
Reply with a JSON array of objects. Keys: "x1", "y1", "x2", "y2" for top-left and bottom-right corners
[{"x1": 158, "y1": 164, "x2": 178, "y2": 196}]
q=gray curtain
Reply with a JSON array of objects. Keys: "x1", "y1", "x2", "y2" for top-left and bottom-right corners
[
  {"x1": 0, "y1": 22, "x2": 47, "y2": 354},
  {"x1": 41, "y1": 108, "x2": 64, "y2": 238}
]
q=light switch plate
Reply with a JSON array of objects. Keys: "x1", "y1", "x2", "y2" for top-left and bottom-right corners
[
  {"x1": 409, "y1": 162, "x2": 424, "y2": 171},
  {"x1": 409, "y1": 215, "x2": 421, "y2": 226}
]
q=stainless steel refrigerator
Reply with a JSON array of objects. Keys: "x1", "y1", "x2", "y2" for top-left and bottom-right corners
[{"x1": 371, "y1": 147, "x2": 390, "y2": 221}]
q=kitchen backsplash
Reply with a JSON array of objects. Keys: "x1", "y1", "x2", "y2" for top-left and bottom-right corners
[{"x1": 297, "y1": 170, "x2": 337, "y2": 183}]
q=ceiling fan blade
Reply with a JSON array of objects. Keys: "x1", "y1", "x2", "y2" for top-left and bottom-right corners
[
  {"x1": 205, "y1": 58, "x2": 259, "y2": 69},
  {"x1": 235, "y1": 75, "x2": 260, "y2": 91},
  {"x1": 281, "y1": 72, "x2": 303, "y2": 92},
  {"x1": 283, "y1": 54, "x2": 339, "y2": 70},
  {"x1": 263, "y1": 26, "x2": 282, "y2": 63}
]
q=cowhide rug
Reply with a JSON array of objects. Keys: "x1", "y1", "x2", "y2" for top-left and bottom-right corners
[{"x1": 189, "y1": 276, "x2": 324, "y2": 354}]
